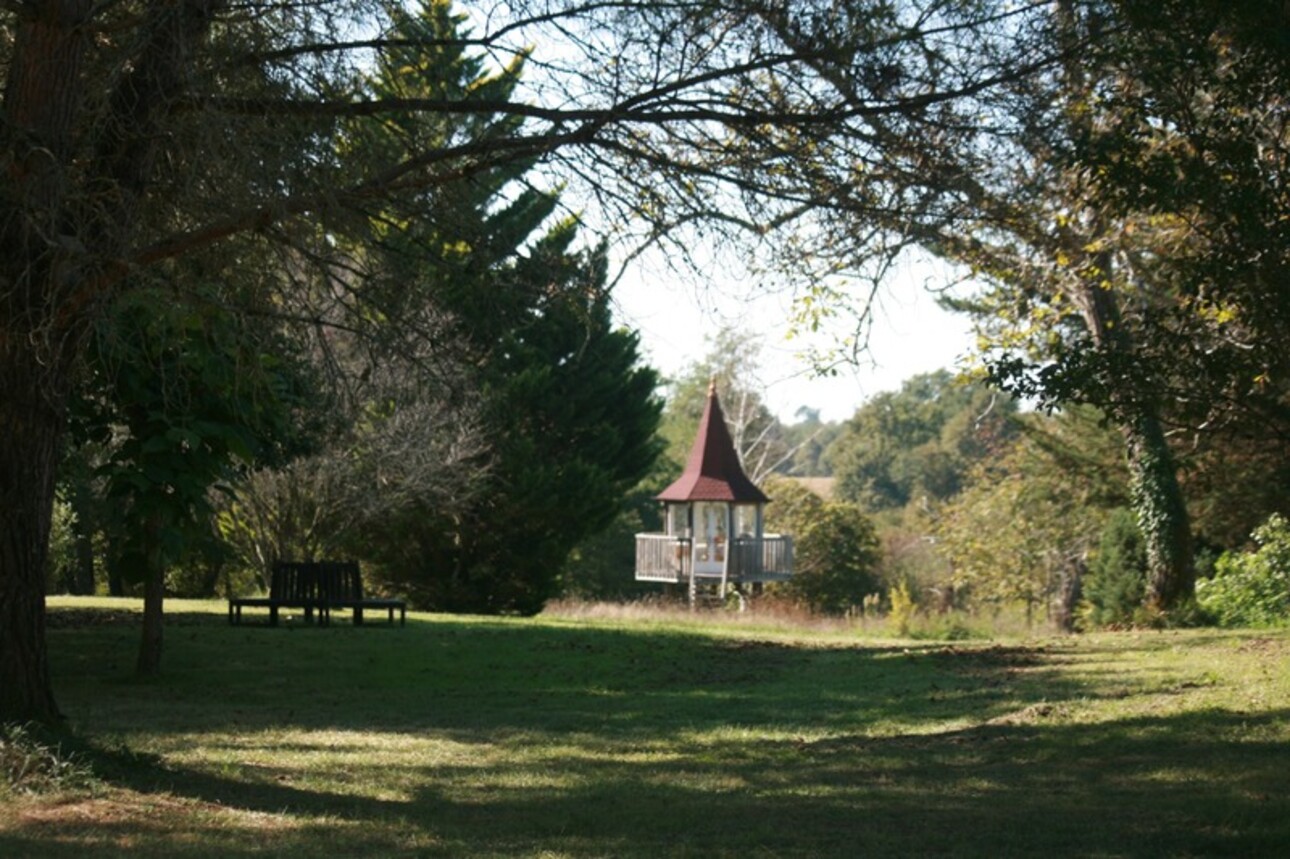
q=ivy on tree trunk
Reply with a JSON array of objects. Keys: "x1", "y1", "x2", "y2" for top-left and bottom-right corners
[{"x1": 1123, "y1": 415, "x2": 1196, "y2": 612}]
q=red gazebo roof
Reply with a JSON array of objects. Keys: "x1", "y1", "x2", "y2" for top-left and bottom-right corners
[{"x1": 657, "y1": 381, "x2": 770, "y2": 504}]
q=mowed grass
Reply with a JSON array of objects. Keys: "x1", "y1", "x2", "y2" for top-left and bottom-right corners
[{"x1": 2, "y1": 597, "x2": 1288, "y2": 857}]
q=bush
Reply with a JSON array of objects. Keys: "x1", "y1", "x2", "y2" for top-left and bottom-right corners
[
  {"x1": 762, "y1": 478, "x2": 884, "y2": 616},
  {"x1": 1081, "y1": 508, "x2": 1147, "y2": 627},
  {"x1": 887, "y1": 579, "x2": 917, "y2": 636},
  {"x1": 1, "y1": 724, "x2": 94, "y2": 796},
  {"x1": 1197, "y1": 514, "x2": 1290, "y2": 627},
  {"x1": 785, "y1": 501, "x2": 883, "y2": 615}
]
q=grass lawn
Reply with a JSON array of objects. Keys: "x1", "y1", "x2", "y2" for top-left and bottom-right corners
[{"x1": 2, "y1": 597, "x2": 1289, "y2": 857}]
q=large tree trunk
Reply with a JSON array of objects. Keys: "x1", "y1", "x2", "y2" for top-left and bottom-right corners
[
  {"x1": 0, "y1": 355, "x2": 67, "y2": 724},
  {"x1": 2, "y1": 1, "x2": 221, "y2": 708},
  {"x1": 0, "y1": 0, "x2": 96, "y2": 725}
]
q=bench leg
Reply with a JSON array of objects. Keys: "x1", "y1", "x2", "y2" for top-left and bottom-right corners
[
  {"x1": 354, "y1": 606, "x2": 364, "y2": 626},
  {"x1": 269, "y1": 605, "x2": 279, "y2": 626}
]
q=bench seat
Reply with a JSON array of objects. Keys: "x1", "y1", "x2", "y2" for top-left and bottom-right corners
[
  {"x1": 228, "y1": 562, "x2": 321, "y2": 625},
  {"x1": 228, "y1": 561, "x2": 406, "y2": 627},
  {"x1": 315, "y1": 562, "x2": 406, "y2": 626}
]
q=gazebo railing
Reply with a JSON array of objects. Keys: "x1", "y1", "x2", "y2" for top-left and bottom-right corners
[
  {"x1": 635, "y1": 534, "x2": 793, "y2": 582},
  {"x1": 635, "y1": 534, "x2": 690, "y2": 581},
  {"x1": 729, "y1": 534, "x2": 794, "y2": 580}
]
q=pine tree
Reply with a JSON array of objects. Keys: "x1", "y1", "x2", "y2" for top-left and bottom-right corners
[{"x1": 343, "y1": 2, "x2": 662, "y2": 614}]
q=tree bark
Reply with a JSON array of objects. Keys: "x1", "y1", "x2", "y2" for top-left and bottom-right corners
[
  {"x1": 0, "y1": 0, "x2": 96, "y2": 725},
  {"x1": 0, "y1": 353, "x2": 67, "y2": 723},
  {"x1": 107, "y1": 549, "x2": 127, "y2": 597},
  {"x1": 1053, "y1": 559, "x2": 1084, "y2": 634}
]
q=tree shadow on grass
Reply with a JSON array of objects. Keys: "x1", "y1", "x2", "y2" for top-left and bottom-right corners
[
  {"x1": 46, "y1": 608, "x2": 230, "y2": 629},
  {"x1": 395, "y1": 707, "x2": 1290, "y2": 857},
  {"x1": 7, "y1": 706, "x2": 1287, "y2": 858},
  {"x1": 52, "y1": 620, "x2": 1101, "y2": 740},
  {"x1": 19, "y1": 616, "x2": 1287, "y2": 856}
]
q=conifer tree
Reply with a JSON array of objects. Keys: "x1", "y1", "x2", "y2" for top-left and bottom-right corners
[{"x1": 343, "y1": 2, "x2": 663, "y2": 614}]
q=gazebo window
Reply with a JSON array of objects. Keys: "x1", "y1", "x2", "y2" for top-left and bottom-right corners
[
  {"x1": 667, "y1": 503, "x2": 690, "y2": 537},
  {"x1": 734, "y1": 505, "x2": 759, "y2": 538}
]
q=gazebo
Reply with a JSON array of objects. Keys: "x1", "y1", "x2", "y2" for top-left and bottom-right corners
[{"x1": 635, "y1": 380, "x2": 793, "y2": 604}]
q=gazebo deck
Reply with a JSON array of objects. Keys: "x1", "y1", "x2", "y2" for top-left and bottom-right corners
[{"x1": 634, "y1": 533, "x2": 794, "y2": 583}]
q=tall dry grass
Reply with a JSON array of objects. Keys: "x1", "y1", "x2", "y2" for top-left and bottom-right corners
[{"x1": 542, "y1": 594, "x2": 1050, "y2": 640}]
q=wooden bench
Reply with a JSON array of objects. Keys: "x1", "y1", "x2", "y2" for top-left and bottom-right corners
[
  {"x1": 315, "y1": 561, "x2": 406, "y2": 626},
  {"x1": 228, "y1": 560, "x2": 406, "y2": 626},
  {"x1": 228, "y1": 561, "x2": 321, "y2": 626}
]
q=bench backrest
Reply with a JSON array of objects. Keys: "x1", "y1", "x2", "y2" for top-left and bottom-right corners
[
  {"x1": 316, "y1": 561, "x2": 363, "y2": 602},
  {"x1": 270, "y1": 562, "x2": 320, "y2": 601},
  {"x1": 271, "y1": 560, "x2": 366, "y2": 603}
]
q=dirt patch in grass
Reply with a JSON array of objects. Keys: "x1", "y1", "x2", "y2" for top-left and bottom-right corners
[
  {"x1": 927, "y1": 643, "x2": 1051, "y2": 669},
  {"x1": 17, "y1": 795, "x2": 188, "y2": 827},
  {"x1": 1236, "y1": 636, "x2": 1288, "y2": 656},
  {"x1": 989, "y1": 701, "x2": 1074, "y2": 724},
  {"x1": 5, "y1": 790, "x2": 304, "y2": 853}
]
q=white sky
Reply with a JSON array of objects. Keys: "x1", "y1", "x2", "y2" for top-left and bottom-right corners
[
  {"x1": 611, "y1": 255, "x2": 979, "y2": 425},
  {"x1": 448, "y1": 3, "x2": 979, "y2": 425}
]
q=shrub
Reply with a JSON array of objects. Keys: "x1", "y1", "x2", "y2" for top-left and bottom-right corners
[
  {"x1": 888, "y1": 579, "x2": 917, "y2": 636},
  {"x1": 763, "y1": 478, "x2": 883, "y2": 616},
  {"x1": 785, "y1": 501, "x2": 883, "y2": 615},
  {"x1": 1081, "y1": 508, "x2": 1147, "y2": 627},
  {"x1": 1, "y1": 724, "x2": 94, "y2": 796},
  {"x1": 1197, "y1": 514, "x2": 1290, "y2": 627}
]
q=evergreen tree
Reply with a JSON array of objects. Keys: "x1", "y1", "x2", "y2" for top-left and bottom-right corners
[
  {"x1": 365, "y1": 236, "x2": 662, "y2": 614},
  {"x1": 334, "y1": 3, "x2": 662, "y2": 613},
  {"x1": 1082, "y1": 508, "x2": 1148, "y2": 628}
]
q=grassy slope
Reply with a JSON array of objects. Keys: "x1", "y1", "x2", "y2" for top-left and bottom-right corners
[{"x1": 1, "y1": 597, "x2": 1288, "y2": 857}]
